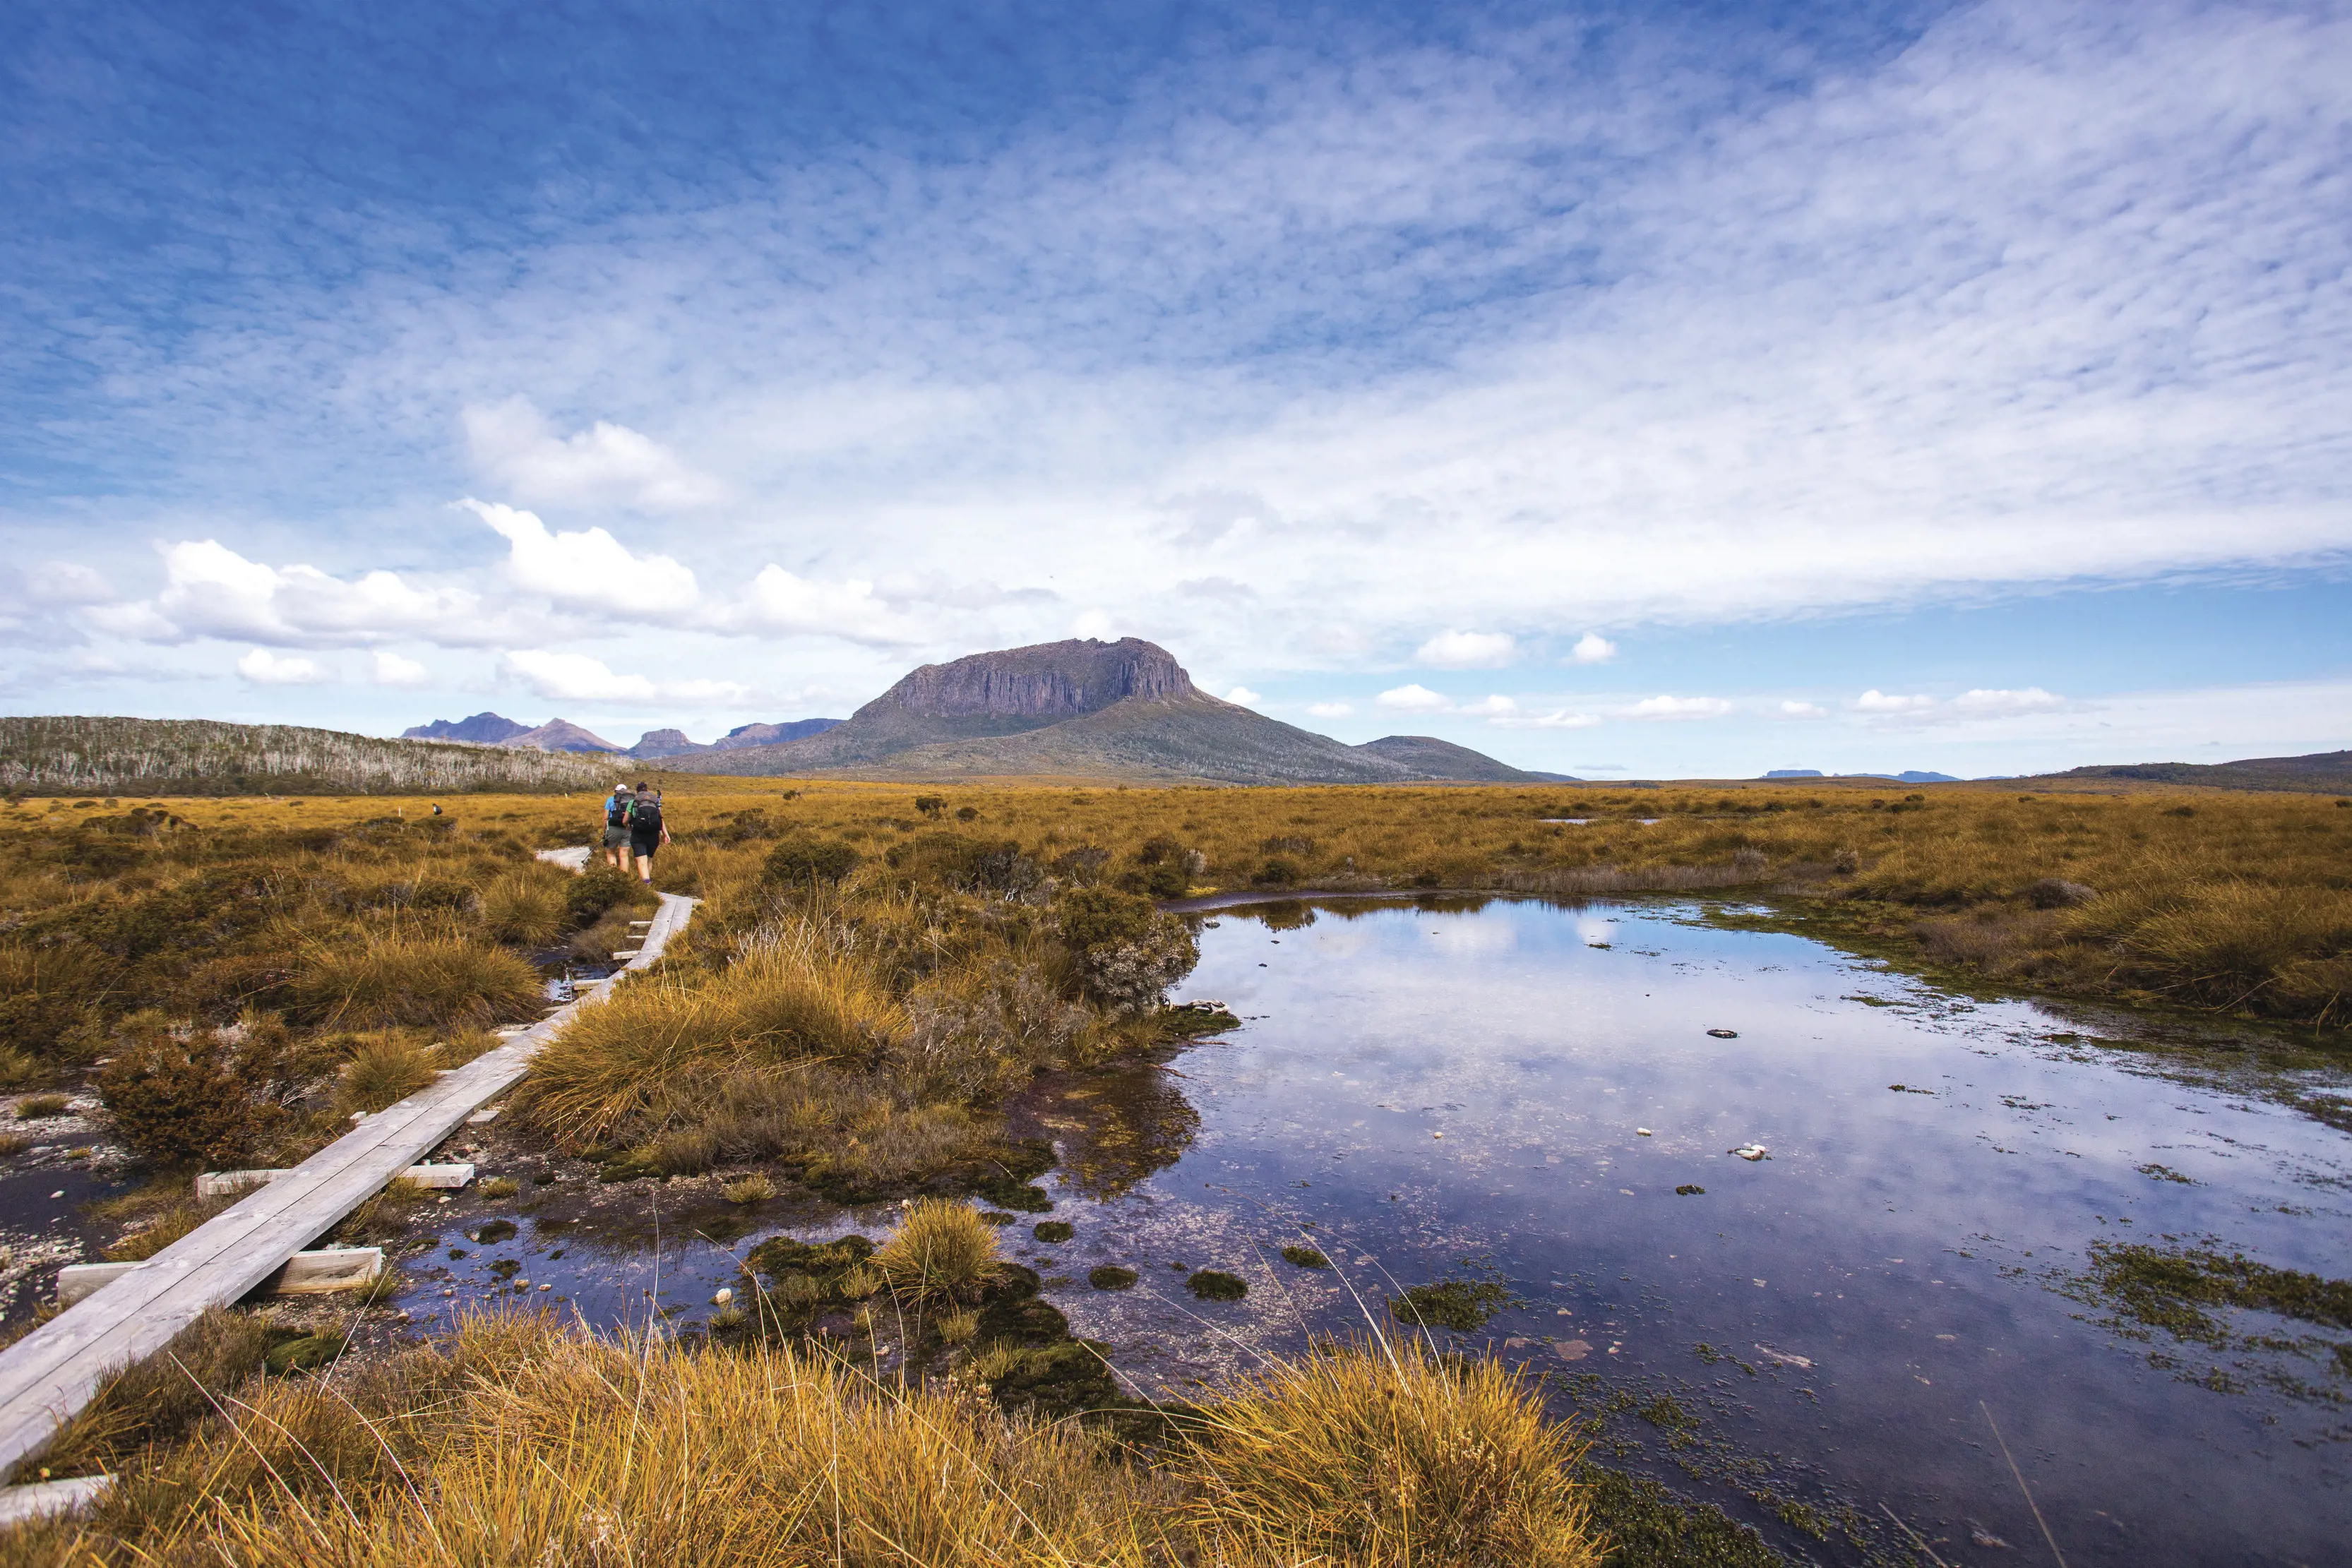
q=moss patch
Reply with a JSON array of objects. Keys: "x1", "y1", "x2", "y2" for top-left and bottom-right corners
[
  {"x1": 1279, "y1": 1245, "x2": 1330, "y2": 1269},
  {"x1": 1391, "y1": 1278, "x2": 1512, "y2": 1331},
  {"x1": 1576, "y1": 1466, "x2": 1787, "y2": 1567},
  {"x1": 1089, "y1": 1265, "x2": 1138, "y2": 1291},
  {"x1": 1032, "y1": 1221, "x2": 1075, "y2": 1243},
  {"x1": 1186, "y1": 1269, "x2": 1248, "y2": 1302},
  {"x1": 2084, "y1": 1242, "x2": 2352, "y2": 1342}
]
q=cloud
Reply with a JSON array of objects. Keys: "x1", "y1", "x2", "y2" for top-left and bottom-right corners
[
  {"x1": 1416, "y1": 630, "x2": 1516, "y2": 669},
  {"x1": 25, "y1": 563, "x2": 114, "y2": 604},
  {"x1": 1492, "y1": 707, "x2": 1603, "y2": 729},
  {"x1": 88, "y1": 540, "x2": 482, "y2": 647},
  {"x1": 462, "y1": 499, "x2": 700, "y2": 617},
  {"x1": 1623, "y1": 695, "x2": 1733, "y2": 720},
  {"x1": 1225, "y1": 686, "x2": 1262, "y2": 706},
  {"x1": 1951, "y1": 687, "x2": 2070, "y2": 718},
  {"x1": 1375, "y1": 683, "x2": 1452, "y2": 714},
  {"x1": 1777, "y1": 700, "x2": 1830, "y2": 719},
  {"x1": 1855, "y1": 689, "x2": 1938, "y2": 714},
  {"x1": 501, "y1": 649, "x2": 753, "y2": 707},
  {"x1": 236, "y1": 647, "x2": 326, "y2": 685},
  {"x1": 739, "y1": 566, "x2": 926, "y2": 645},
  {"x1": 1306, "y1": 700, "x2": 1354, "y2": 718},
  {"x1": 464, "y1": 397, "x2": 724, "y2": 512},
  {"x1": 1568, "y1": 633, "x2": 1618, "y2": 665},
  {"x1": 1457, "y1": 694, "x2": 1519, "y2": 717},
  {"x1": 371, "y1": 651, "x2": 431, "y2": 687}
]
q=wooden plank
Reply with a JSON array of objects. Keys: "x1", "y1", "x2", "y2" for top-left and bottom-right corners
[
  {"x1": 0, "y1": 1474, "x2": 112, "y2": 1526},
  {"x1": 0, "y1": 887, "x2": 697, "y2": 1477},
  {"x1": 58, "y1": 1247, "x2": 386, "y2": 1307},
  {"x1": 194, "y1": 1163, "x2": 472, "y2": 1199}
]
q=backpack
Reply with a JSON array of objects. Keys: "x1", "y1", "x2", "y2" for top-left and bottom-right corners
[
  {"x1": 606, "y1": 794, "x2": 631, "y2": 827},
  {"x1": 630, "y1": 794, "x2": 663, "y2": 835}
]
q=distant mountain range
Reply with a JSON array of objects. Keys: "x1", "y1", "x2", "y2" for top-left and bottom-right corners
[
  {"x1": 2041, "y1": 750, "x2": 2352, "y2": 793},
  {"x1": 665, "y1": 638, "x2": 1563, "y2": 785},
  {"x1": 1763, "y1": 768, "x2": 1962, "y2": 784},
  {"x1": 402, "y1": 712, "x2": 844, "y2": 760}
]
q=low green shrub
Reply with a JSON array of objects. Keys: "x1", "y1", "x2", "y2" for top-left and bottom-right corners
[{"x1": 761, "y1": 834, "x2": 860, "y2": 888}]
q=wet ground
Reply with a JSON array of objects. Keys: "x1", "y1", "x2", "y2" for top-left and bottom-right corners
[{"x1": 381, "y1": 895, "x2": 2351, "y2": 1567}]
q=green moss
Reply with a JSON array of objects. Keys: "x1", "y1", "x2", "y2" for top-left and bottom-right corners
[
  {"x1": 2137, "y1": 1163, "x2": 2195, "y2": 1184},
  {"x1": 1637, "y1": 1394, "x2": 1697, "y2": 1430},
  {"x1": 1279, "y1": 1245, "x2": 1331, "y2": 1269},
  {"x1": 1186, "y1": 1269, "x2": 1248, "y2": 1302},
  {"x1": 467, "y1": 1219, "x2": 517, "y2": 1245},
  {"x1": 1088, "y1": 1265, "x2": 1138, "y2": 1291},
  {"x1": 1675, "y1": 1184, "x2": 1706, "y2": 1196},
  {"x1": 1032, "y1": 1220, "x2": 1075, "y2": 1243},
  {"x1": 1390, "y1": 1278, "x2": 1512, "y2": 1331},
  {"x1": 1575, "y1": 1466, "x2": 1787, "y2": 1567},
  {"x1": 2087, "y1": 1242, "x2": 2352, "y2": 1343}
]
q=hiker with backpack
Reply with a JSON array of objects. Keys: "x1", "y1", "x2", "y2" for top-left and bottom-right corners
[
  {"x1": 626, "y1": 782, "x2": 668, "y2": 882},
  {"x1": 601, "y1": 782, "x2": 634, "y2": 869}
]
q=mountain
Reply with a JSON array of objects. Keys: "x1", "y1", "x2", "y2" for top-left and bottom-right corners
[
  {"x1": 1763, "y1": 769, "x2": 1823, "y2": 779},
  {"x1": 1357, "y1": 734, "x2": 1565, "y2": 783},
  {"x1": 0, "y1": 716, "x2": 608, "y2": 794},
  {"x1": 670, "y1": 638, "x2": 1551, "y2": 785},
  {"x1": 497, "y1": 718, "x2": 623, "y2": 754},
  {"x1": 626, "y1": 729, "x2": 707, "y2": 760},
  {"x1": 710, "y1": 717, "x2": 845, "y2": 750},
  {"x1": 2043, "y1": 750, "x2": 2352, "y2": 794},
  {"x1": 402, "y1": 712, "x2": 530, "y2": 744}
]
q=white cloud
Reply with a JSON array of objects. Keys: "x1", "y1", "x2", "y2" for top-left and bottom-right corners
[
  {"x1": 463, "y1": 397, "x2": 724, "y2": 512},
  {"x1": 235, "y1": 647, "x2": 325, "y2": 685},
  {"x1": 501, "y1": 649, "x2": 753, "y2": 707},
  {"x1": 371, "y1": 651, "x2": 431, "y2": 687},
  {"x1": 1375, "y1": 683, "x2": 1453, "y2": 714},
  {"x1": 1623, "y1": 695, "x2": 1733, "y2": 720},
  {"x1": 1492, "y1": 708, "x2": 1604, "y2": 729},
  {"x1": 1416, "y1": 630, "x2": 1517, "y2": 669},
  {"x1": 1952, "y1": 687, "x2": 2069, "y2": 718},
  {"x1": 741, "y1": 566, "x2": 926, "y2": 646},
  {"x1": 461, "y1": 498, "x2": 700, "y2": 617},
  {"x1": 90, "y1": 539, "x2": 482, "y2": 647},
  {"x1": 1225, "y1": 686, "x2": 1263, "y2": 706},
  {"x1": 1458, "y1": 694, "x2": 1519, "y2": 717},
  {"x1": 1855, "y1": 689, "x2": 1938, "y2": 714},
  {"x1": 1306, "y1": 700, "x2": 1355, "y2": 718},
  {"x1": 25, "y1": 563, "x2": 114, "y2": 604},
  {"x1": 1777, "y1": 700, "x2": 1830, "y2": 719},
  {"x1": 1568, "y1": 633, "x2": 1618, "y2": 665},
  {"x1": 1070, "y1": 609, "x2": 1117, "y2": 640}
]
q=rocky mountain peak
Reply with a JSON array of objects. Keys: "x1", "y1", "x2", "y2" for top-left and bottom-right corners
[{"x1": 862, "y1": 637, "x2": 1198, "y2": 722}]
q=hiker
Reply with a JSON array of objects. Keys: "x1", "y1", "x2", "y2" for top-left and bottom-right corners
[
  {"x1": 627, "y1": 782, "x2": 669, "y2": 883},
  {"x1": 602, "y1": 782, "x2": 633, "y2": 869}
]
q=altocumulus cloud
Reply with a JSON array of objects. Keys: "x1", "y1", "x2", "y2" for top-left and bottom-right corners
[
  {"x1": 236, "y1": 648, "x2": 326, "y2": 686},
  {"x1": 463, "y1": 397, "x2": 726, "y2": 513},
  {"x1": 1415, "y1": 630, "x2": 1516, "y2": 669}
]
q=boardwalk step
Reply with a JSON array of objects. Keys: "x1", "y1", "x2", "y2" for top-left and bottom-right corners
[
  {"x1": 57, "y1": 1247, "x2": 386, "y2": 1307},
  {"x1": 196, "y1": 1163, "x2": 473, "y2": 1199},
  {"x1": 0, "y1": 1475, "x2": 112, "y2": 1525}
]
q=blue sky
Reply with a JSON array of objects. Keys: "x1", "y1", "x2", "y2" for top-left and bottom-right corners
[{"x1": 3, "y1": 0, "x2": 2346, "y2": 778}]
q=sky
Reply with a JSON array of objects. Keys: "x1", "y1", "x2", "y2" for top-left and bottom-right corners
[{"x1": 3, "y1": 0, "x2": 2347, "y2": 779}]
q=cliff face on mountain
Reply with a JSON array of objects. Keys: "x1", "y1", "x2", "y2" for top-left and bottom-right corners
[
  {"x1": 402, "y1": 712, "x2": 530, "y2": 745},
  {"x1": 869, "y1": 638, "x2": 1194, "y2": 721},
  {"x1": 672, "y1": 638, "x2": 1549, "y2": 785}
]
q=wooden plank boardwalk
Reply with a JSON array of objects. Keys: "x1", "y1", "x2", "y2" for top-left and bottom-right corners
[{"x1": 0, "y1": 875, "x2": 696, "y2": 1479}]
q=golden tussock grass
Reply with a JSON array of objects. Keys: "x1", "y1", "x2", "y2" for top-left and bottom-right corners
[
  {"x1": 872, "y1": 1198, "x2": 1000, "y2": 1303},
  {"x1": 6, "y1": 1316, "x2": 1598, "y2": 1568},
  {"x1": 289, "y1": 930, "x2": 542, "y2": 1031}
]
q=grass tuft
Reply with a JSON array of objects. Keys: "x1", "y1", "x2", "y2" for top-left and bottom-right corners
[{"x1": 872, "y1": 1199, "x2": 999, "y2": 1303}]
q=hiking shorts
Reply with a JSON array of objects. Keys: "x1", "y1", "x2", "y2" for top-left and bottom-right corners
[
  {"x1": 629, "y1": 833, "x2": 660, "y2": 859},
  {"x1": 603, "y1": 825, "x2": 629, "y2": 848}
]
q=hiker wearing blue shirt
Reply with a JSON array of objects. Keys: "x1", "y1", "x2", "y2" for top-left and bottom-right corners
[{"x1": 601, "y1": 782, "x2": 633, "y2": 869}]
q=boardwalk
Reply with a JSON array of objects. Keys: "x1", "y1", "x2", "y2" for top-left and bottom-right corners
[{"x1": 0, "y1": 875, "x2": 696, "y2": 1479}]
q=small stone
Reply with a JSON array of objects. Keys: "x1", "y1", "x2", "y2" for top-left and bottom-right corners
[
  {"x1": 714, "y1": 1288, "x2": 734, "y2": 1305},
  {"x1": 1707, "y1": 1028, "x2": 1738, "y2": 1039},
  {"x1": 1636, "y1": 1127, "x2": 1652, "y2": 1136}
]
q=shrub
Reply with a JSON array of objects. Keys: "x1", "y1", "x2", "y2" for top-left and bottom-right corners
[
  {"x1": 96, "y1": 1017, "x2": 282, "y2": 1167},
  {"x1": 1176, "y1": 1338, "x2": 1599, "y2": 1566},
  {"x1": 1056, "y1": 887, "x2": 1200, "y2": 1015},
  {"x1": 872, "y1": 1199, "x2": 999, "y2": 1303},
  {"x1": 885, "y1": 833, "x2": 1041, "y2": 896},
  {"x1": 563, "y1": 865, "x2": 642, "y2": 928},
  {"x1": 762, "y1": 833, "x2": 861, "y2": 888},
  {"x1": 914, "y1": 794, "x2": 947, "y2": 818},
  {"x1": 292, "y1": 934, "x2": 542, "y2": 1030},
  {"x1": 1252, "y1": 857, "x2": 1301, "y2": 887},
  {"x1": 333, "y1": 1032, "x2": 441, "y2": 1117},
  {"x1": 894, "y1": 957, "x2": 1090, "y2": 1103},
  {"x1": 479, "y1": 868, "x2": 567, "y2": 946},
  {"x1": 0, "y1": 941, "x2": 110, "y2": 1064}
]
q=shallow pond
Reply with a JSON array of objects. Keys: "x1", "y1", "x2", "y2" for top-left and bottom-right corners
[{"x1": 403, "y1": 896, "x2": 2352, "y2": 1566}]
